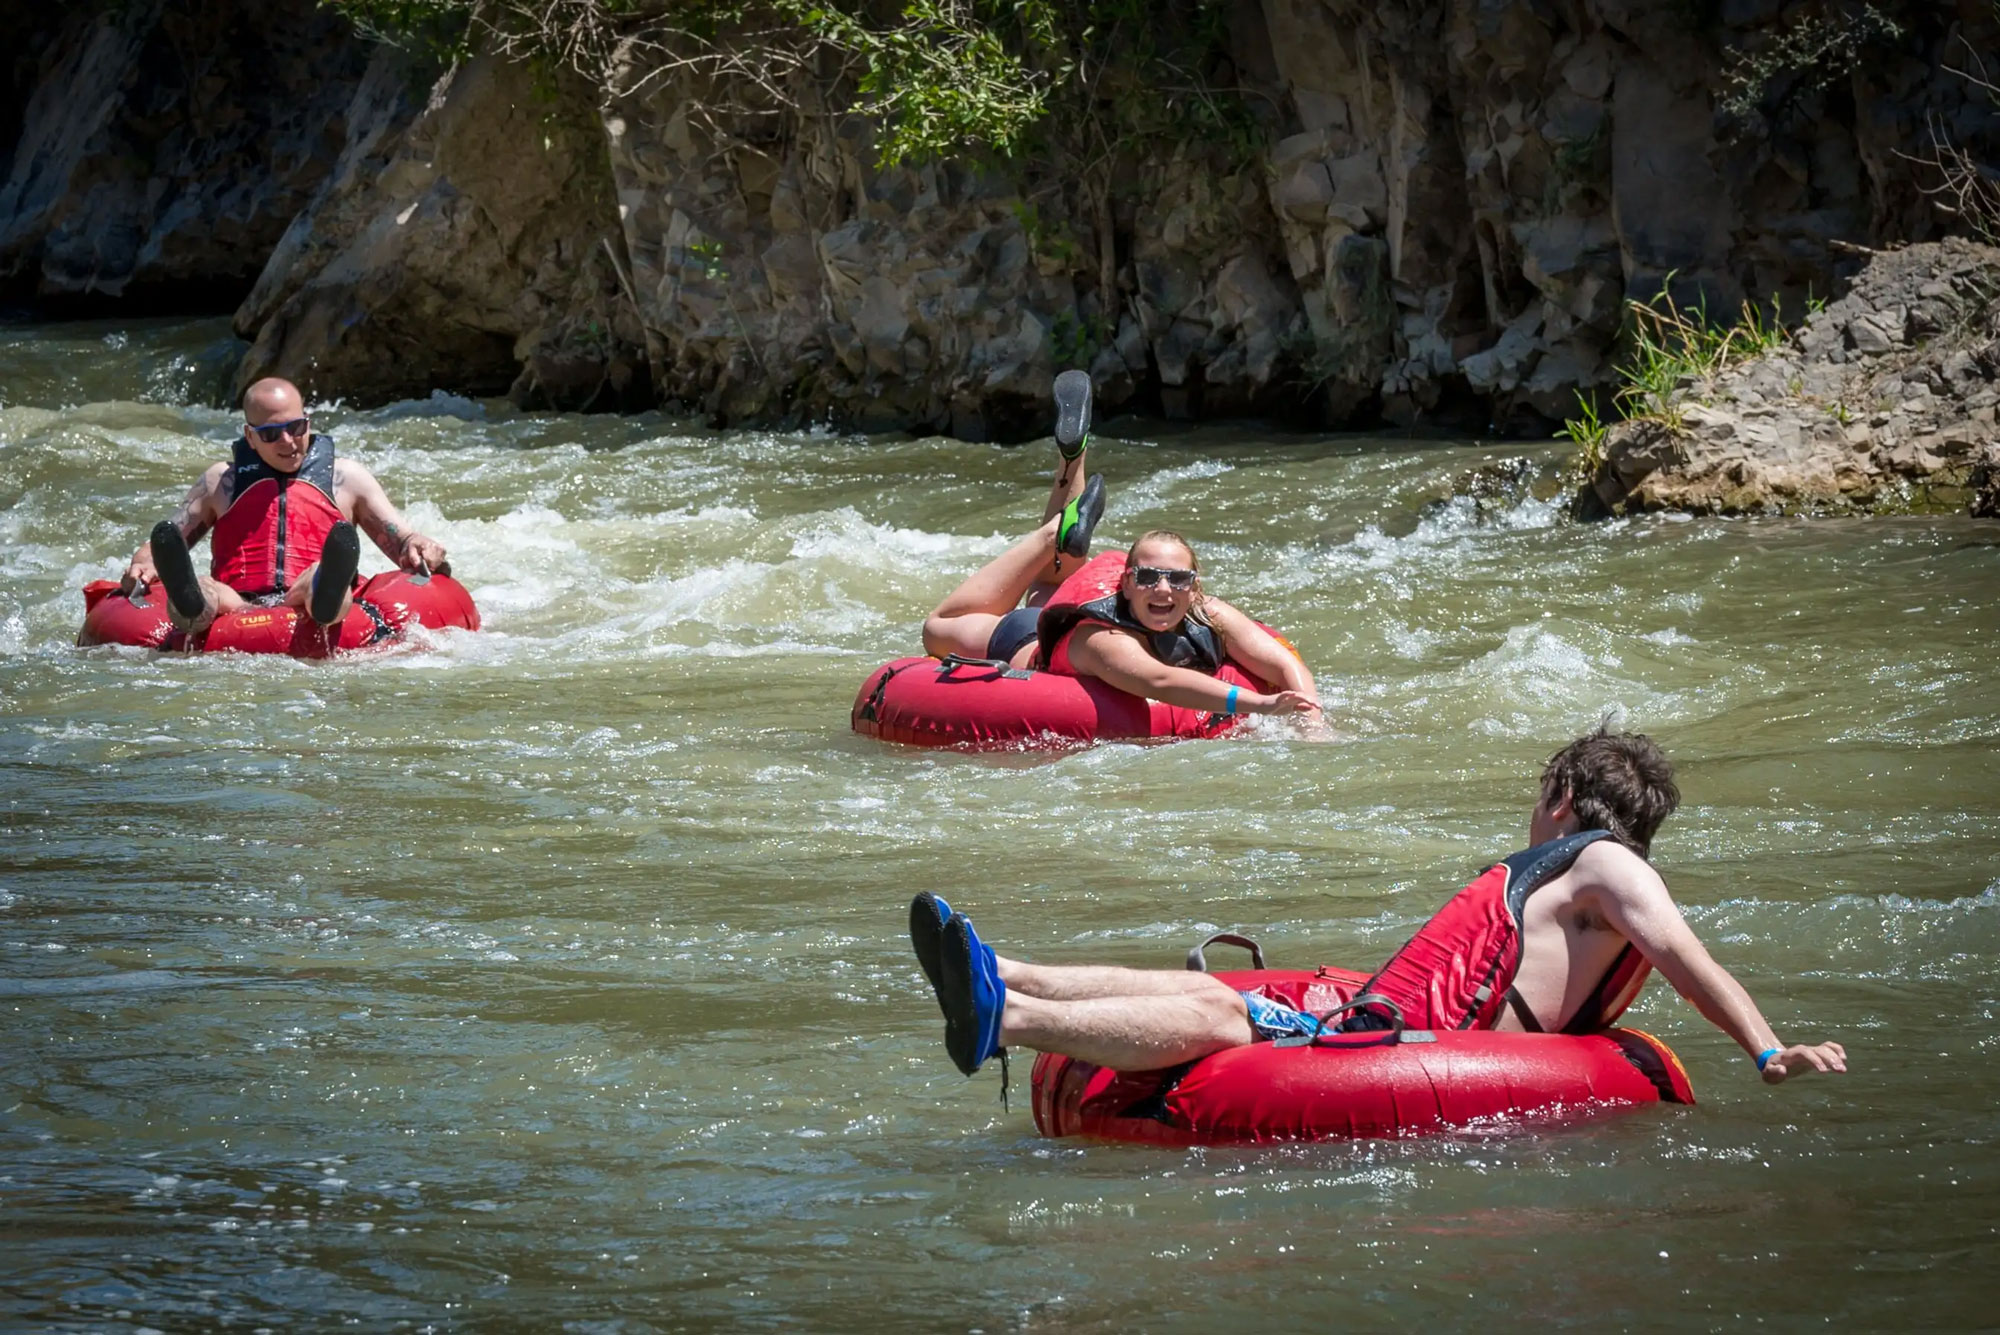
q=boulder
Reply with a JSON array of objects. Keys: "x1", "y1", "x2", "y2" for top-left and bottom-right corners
[{"x1": 1970, "y1": 444, "x2": 2000, "y2": 518}]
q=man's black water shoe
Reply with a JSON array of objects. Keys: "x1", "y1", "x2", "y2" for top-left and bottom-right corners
[
  {"x1": 150, "y1": 521, "x2": 207, "y2": 624},
  {"x1": 909, "y1": 891, "x2": 953, "y2": 1014},
  {"x1": 309, "y1": 521, "x2": 360, "y2": 626}
]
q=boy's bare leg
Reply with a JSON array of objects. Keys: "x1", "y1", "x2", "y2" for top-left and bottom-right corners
[
  {"x1": 998, "y1": 955, "x2": 1237, "y2": 1002},
  {"x1": 1001, "y1": 986, "x2": 1254, "y2": 1070}
]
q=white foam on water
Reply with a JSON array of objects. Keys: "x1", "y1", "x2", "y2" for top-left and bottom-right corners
[
  {"x1": 643, "y1": 636, "x2": 867, "y2": 660},
  {"x1": 466, "y1": 580, "x2": 559, "y2": 617},
  {"x1": 368, "y1": 390, "x2": 488, "y2": 421},
  {"x1": 1241, "y1": 488, "x2": 1574, "y2": 610},
  {"x1": 621, "y1": 559, "x2": 768, "y2": 631},
  {"x1": 495, "y1": 503, "x2": 568, "y2": 531},
  {"x1": 1380, "y1": 619, "x2": 1444, "y2": 660},
  {"x1": 1114, "y1": 458, "x2": 1234, "y2": 513},
  {"x1": 1400, "y1": 621, "x2": 1639, "y2": 732},
  {"x1": 1824, "y1": 883, "x2": 2000, "y2": 915},
  {"x1": 787, "y1": 507, "x2": 970, "y2": 565},
  {"x1": 0, "y1": 405, "x2": 60, "y2": 434},
  {"x1": 683, "y1": 503, "x2": 757, "y2": 525}
]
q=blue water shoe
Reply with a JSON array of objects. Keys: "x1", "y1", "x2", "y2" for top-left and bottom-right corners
[
  {"x1": 908, "y1": 891, "x2": 953, "y2": 1013},
  {"x1": 940, "y1": 912, "x2": 1007, "y2": 1076}
]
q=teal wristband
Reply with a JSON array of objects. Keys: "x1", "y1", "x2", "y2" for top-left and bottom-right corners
[
  {"x1": 1225, "y1": 686, "x2": 1240, "y2": 715},
  {"x1": 1755, "y1": 1047, "x2": 1780, "y2": 1072}
]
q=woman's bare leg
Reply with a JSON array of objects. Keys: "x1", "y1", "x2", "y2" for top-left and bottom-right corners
[
  {"x1": 1043, "y1": 442, "x2": 1088, "y2": 523},
  {"x1": 1026, "y1": 440, "x2": 1089, "y2": 594},
  {"x1": 921, "y1": 516, "x2": 1062, "y2": 659},
  {"x1": 919, "y1": 373, "x2": 1095, "y2": 660}
]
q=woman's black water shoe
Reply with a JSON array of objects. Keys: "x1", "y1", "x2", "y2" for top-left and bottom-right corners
[
  {"x1": 1053, "y1": 369, "x2": 1093, "y2": 460},
  {"x1": 1057, "y1": 473, "x2": 1105, "y2": 559}
]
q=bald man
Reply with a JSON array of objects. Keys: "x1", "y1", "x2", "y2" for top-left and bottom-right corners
[{"x1": 123, "y1": 378, "x2": 449, "y2": 633}]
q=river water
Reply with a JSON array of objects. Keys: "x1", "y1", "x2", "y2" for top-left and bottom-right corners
[{"x1": 2, "y1": 317, "x2": 1996, "y2": 1329}]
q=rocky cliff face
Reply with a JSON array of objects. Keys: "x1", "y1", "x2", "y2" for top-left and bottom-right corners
[
  {"x1": 230, "y1": 52, "x2": 649, "y2": 410},
  {"x1": 6, "y1": 1, "x2": 1998, "y2": 445},
  {"x1": 1253, "y1": 0, "x2": 1997, "y2": 434},
  {"x1": 597, "y1": 77, "x2": 1295, "y2": 437},
  {"x1": 0, "y1": 0, "x2": 373, "y2": 314}
]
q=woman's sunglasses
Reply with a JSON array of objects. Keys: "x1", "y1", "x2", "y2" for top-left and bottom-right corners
[
  {"x1": 246, "y1": 417, "x2": 310, "y2": 444},
  {"x1": 1131, "y1": 566, "x2": 1197, "y2": 590}
]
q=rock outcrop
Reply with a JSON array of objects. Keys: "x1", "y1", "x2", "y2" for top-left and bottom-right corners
[
  {"x1": 1583, "y1": 239, "x2": 2000, "y2": 515},
  {"x1": 0, "y1": 0, "x2": 373, "y2": 313},
  {"x1": 231, "y1": 53, "x2": 649, "y2": 410}
]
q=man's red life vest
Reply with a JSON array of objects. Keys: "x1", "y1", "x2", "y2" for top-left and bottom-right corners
[
  {"x1": 210, "y1": 433, "x2": 345, "y2": 597},
  {"x1": 1033, "y1": 551, "x2": 1223, "y2": 676},
  {"x1": 1347, "y1": 830, "x2": 1653, "y2": 1034}
]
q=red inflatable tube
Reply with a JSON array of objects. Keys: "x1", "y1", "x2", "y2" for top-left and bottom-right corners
[
  {"x1": 851, "y1": 656, "x2": 1273, "y2": 748},
  {"x1": 76, "y1": 571, "x2": 480, "y2": 658},
  {"x1": 1031, "y1": 967, "x2": 1695, "y2": 1145}
]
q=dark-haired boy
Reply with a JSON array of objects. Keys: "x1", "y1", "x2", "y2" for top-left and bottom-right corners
[{"x1": 911, "y1": 730, "x2": 1847, "y2": 1086}]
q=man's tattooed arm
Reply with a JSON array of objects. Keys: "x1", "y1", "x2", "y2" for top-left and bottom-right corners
[
  {"x1": 342, "y1": 461, "x2": 418, "y2": 559},
  {"x1": 358, "y1": 513, "x2": 407, "y2": 556},
  {"x1": 171, "y1": 494, "x2": 212, "y2": 549},
  {"x1": 165, "y1": 466, "x2": 224, "y2": 549}
]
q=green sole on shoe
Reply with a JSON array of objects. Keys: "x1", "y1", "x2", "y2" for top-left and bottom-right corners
[{"x1": 1057, "y1": 473, "x2": 1105, "y2": 559}]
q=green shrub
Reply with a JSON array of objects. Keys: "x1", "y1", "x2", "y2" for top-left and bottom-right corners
[{"x1": 319, "y1": 0, "x2": 1260, "y2": 171}]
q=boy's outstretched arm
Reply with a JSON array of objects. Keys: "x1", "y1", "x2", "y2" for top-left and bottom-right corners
[{"x1": 1590, "y1": 847, "x2": 1848, "y2": 1084}]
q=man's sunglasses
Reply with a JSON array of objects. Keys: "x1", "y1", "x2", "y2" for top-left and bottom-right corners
[
  {"x1": 246, "y1": 417, "x2": 310, "y2": 443},
  {"x1": 1131, "y1": 566, "x2": 1197, "y2": 590}
]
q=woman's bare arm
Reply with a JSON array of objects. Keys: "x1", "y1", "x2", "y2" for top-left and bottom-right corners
[
  {"x1": 1204, "y1": 598, "x2": 1317, "y2": 698},
  {"x1": 1068, "y1": 624, "x2": 1318, "y2": 716}
]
